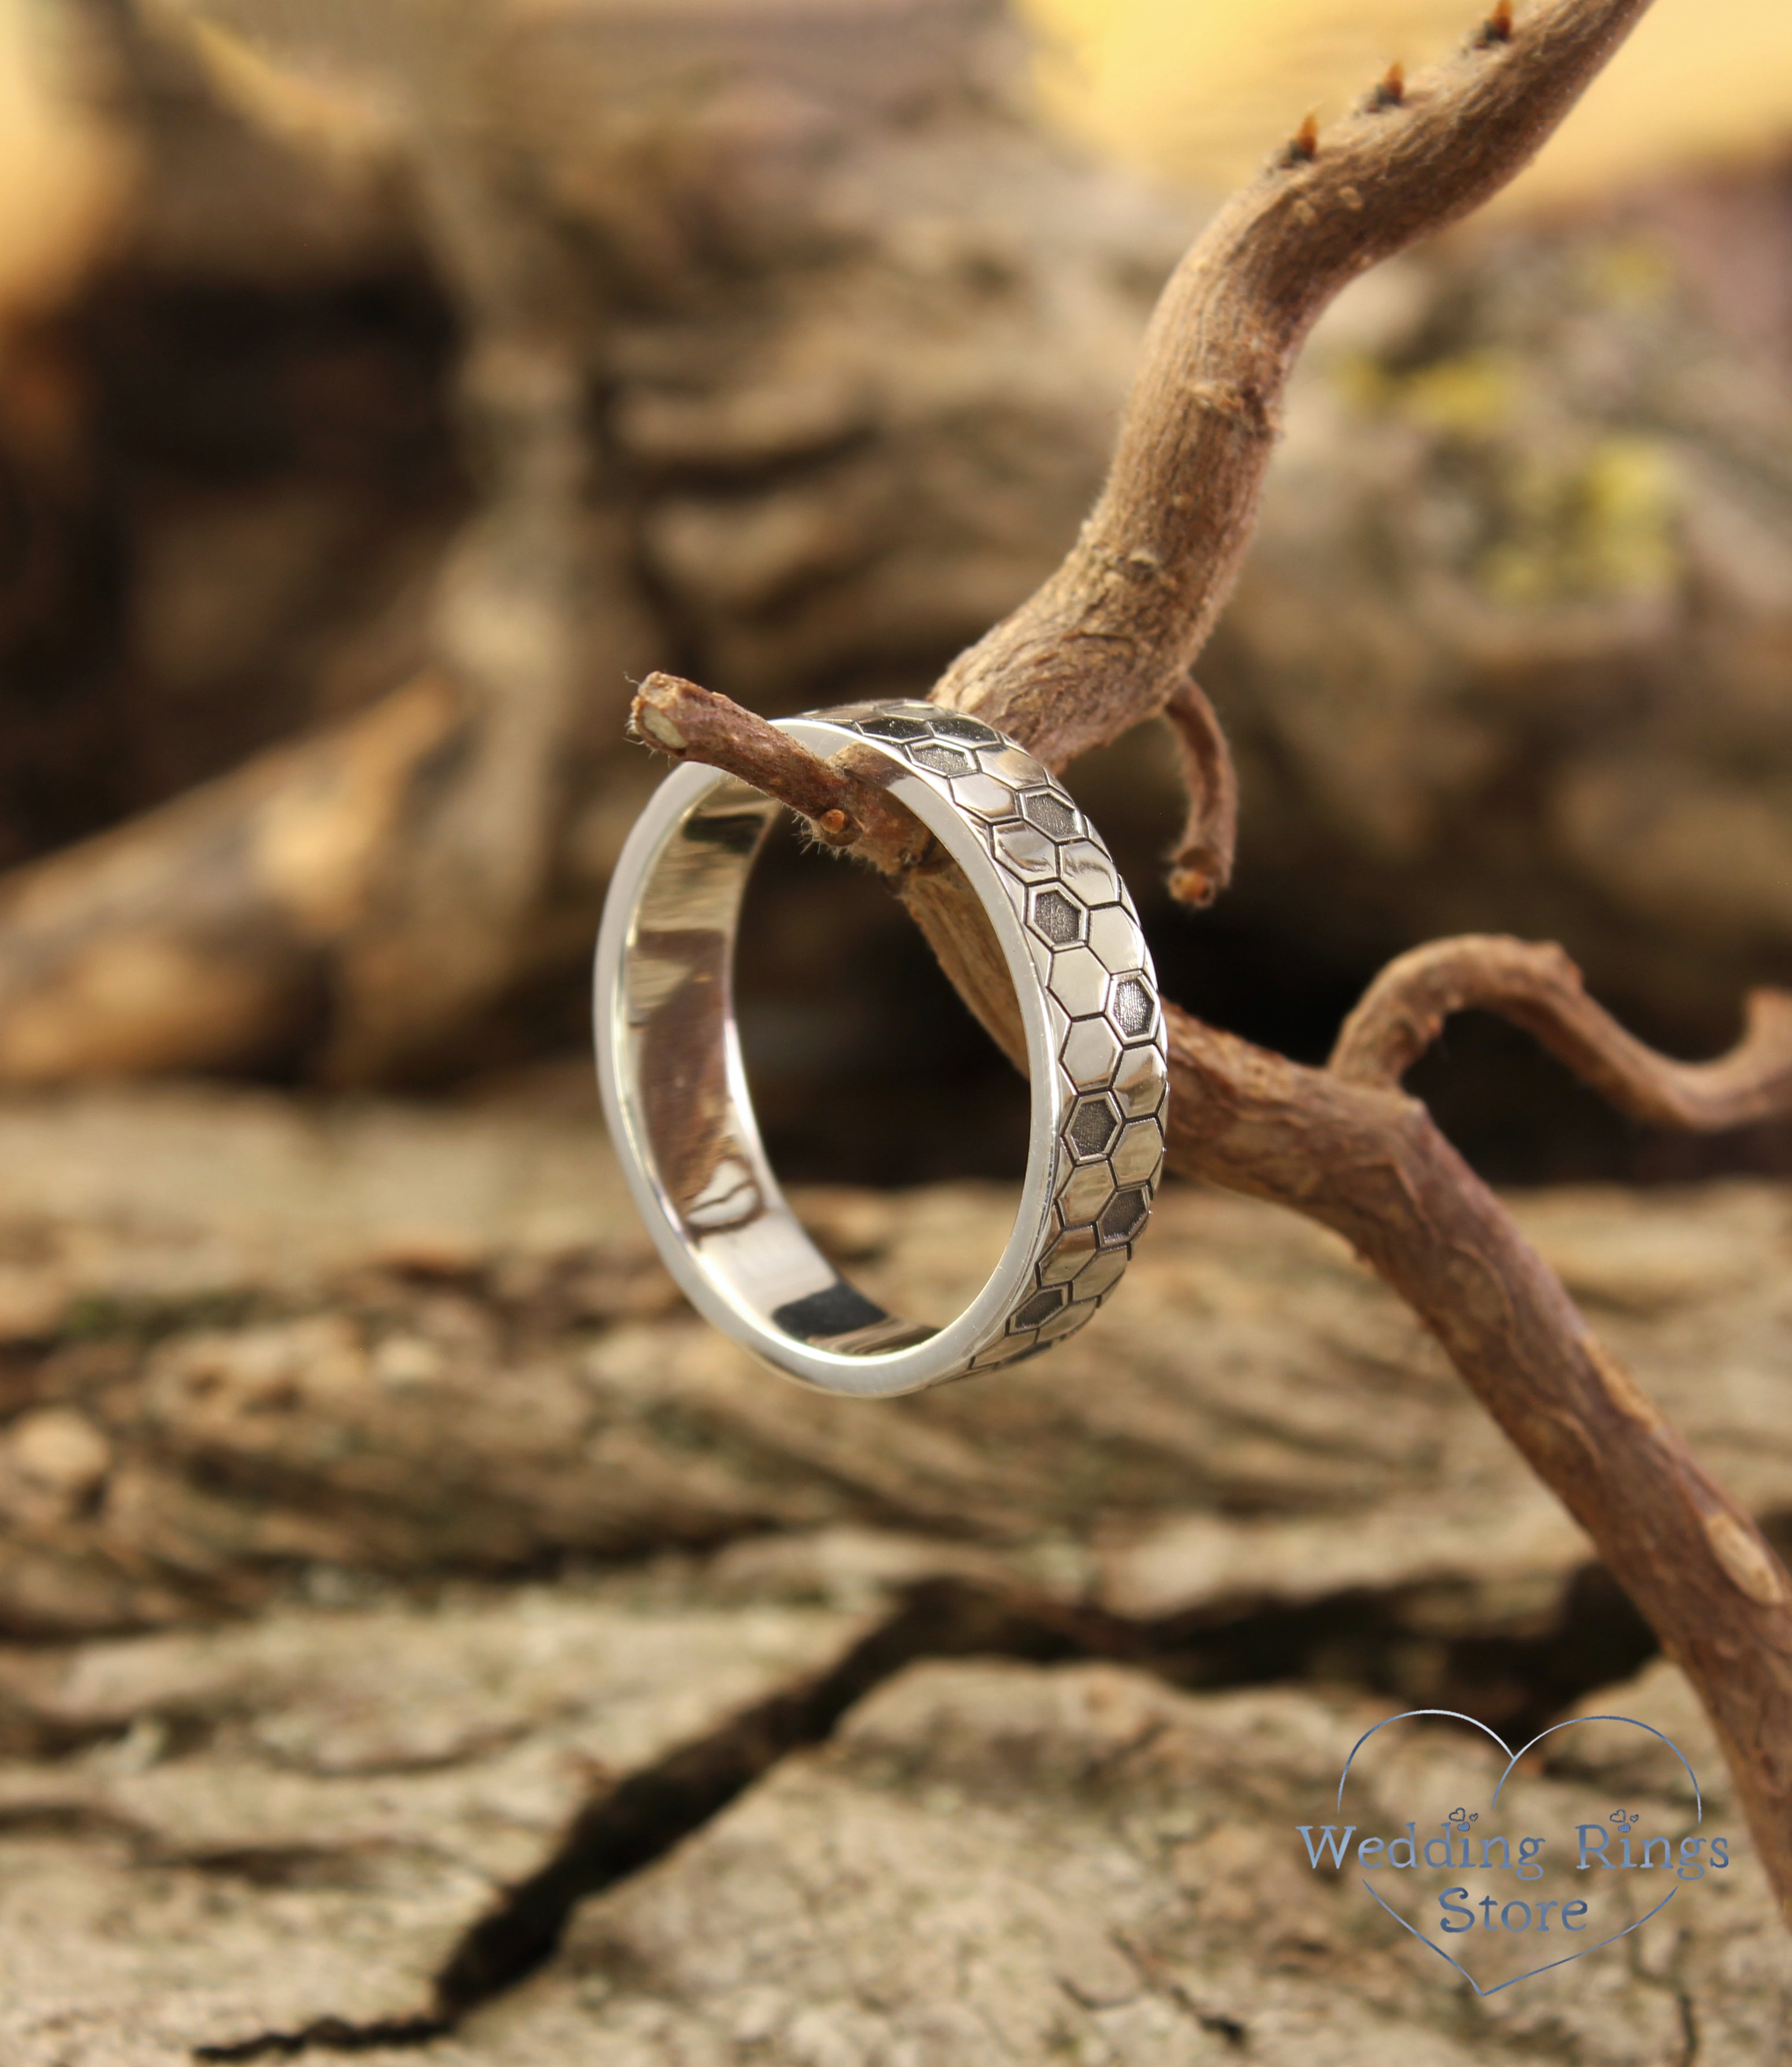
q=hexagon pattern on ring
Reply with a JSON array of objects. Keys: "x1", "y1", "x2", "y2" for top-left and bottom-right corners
[{"x1": 836, "y1": 701, "x2": 1169, "y2": 1370}]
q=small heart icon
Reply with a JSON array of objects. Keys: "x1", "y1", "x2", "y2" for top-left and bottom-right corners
[{"x1": 1316, "y1": 1707, "x2": 1707, "y2": 1996}]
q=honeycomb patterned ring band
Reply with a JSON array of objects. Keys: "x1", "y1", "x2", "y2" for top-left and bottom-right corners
[{"x1": 593, "y1": 698, "x2": 1169, "y2": 1396}]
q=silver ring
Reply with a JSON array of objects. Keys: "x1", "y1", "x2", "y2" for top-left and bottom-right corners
[{"x1": 593, "y1": 699, "x2": 1169, "y2": 1396}]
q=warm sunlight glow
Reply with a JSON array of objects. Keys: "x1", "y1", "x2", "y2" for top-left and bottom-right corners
[{"x1": 1023, "y1": 0, "x2": 1792, "y2": 204}]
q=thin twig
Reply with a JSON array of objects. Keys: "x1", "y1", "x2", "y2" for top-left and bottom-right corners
[
  {"x1": 1162, "y1": 680, "x2": 1238, "y2": 907},
  {"x1": 629, "y1": 675, "x2": 927, "y2": 861},
  {"x1": 1331, "y1": 936, "x2": 1792, "y2": 1125}
]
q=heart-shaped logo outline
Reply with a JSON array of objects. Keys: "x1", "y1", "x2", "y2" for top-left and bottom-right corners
[{"x1": 1334, "y1": 1706, "x2": 1704, "y2": 1997}]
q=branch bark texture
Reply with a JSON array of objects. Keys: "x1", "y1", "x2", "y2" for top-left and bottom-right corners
[
  {"x1": 628, "y1": 0, "x2": 1792, "y2": 1929},
  {"x1": 930, "y1": 0, "x2": 1661, "y2": 769},
  {"x1": 1332, "y1": 935, "x2": 1792, "y2": 1125}
]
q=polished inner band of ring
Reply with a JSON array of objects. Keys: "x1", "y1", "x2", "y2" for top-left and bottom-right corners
[{"x1": 593, "y1": 702, "x2": 1168, "y2": 1397}]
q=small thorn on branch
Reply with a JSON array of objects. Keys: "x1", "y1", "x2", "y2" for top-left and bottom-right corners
[
  {"x1": 626, "y1": 673, "x2": 927, "y2": 867},
  {"x1": 1281, "y1": 113, "x2": 1320, "y2": 167},
  {"x1": 1369, "y1": 62, "x2": 1406, "y2": 109},
  {"x1": 1476, "y1": 1, "x2": 1515, "y2": 46}
]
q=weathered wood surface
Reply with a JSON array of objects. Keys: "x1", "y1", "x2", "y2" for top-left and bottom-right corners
[
  {"x1": 0, "y1": 1084, "x2": 1787, "y2": 2057},
  {"x1": 383, "y1": 1659, "x2": 1792, "y2": 2067},
  {"x1": 0, "y1": 1581, "x2": 878, "y2": 2060},
  {"x1": 3, "y1": 1083, "x2": 1790, "y2": 1644}
]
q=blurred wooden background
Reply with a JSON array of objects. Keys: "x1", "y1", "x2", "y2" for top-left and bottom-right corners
[{"x1": 0, "y1": 0, "x2": 1789, "y2": 1190}]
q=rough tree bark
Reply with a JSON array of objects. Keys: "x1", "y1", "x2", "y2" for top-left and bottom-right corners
[{"x1": 624, "y1": 0, "x2": 1792, "y2": 1929}]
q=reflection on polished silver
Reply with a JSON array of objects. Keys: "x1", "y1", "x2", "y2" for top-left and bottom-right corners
[{"x1": 593, "y1": 699, "x2": 1169, "y2": 1396}]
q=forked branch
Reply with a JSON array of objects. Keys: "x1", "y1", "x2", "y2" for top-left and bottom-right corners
[{"x1": 630, "y1": 0, "x2": 1792, "y2": 1931}]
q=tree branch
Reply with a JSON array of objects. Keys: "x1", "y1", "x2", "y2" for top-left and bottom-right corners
[
  {"x1": 1162, "y1": 679, "x2": 1238, "y2": 907},
  {"x1": 621, "y1": 0, "x2": 1792, "y2": 1931},
  {"x1": 628, "y1": 675, "x2": 928, "y2": 861},
  {"x1": 1331, "y1": 935, "x2": 1792, "y2": 1125},
  {"x1": 1161, "y1": 1003, "x2": 1792, "y2": 1928},
  {"x1": 931, "y1": 0, "x2": 1658, "y2": 770},
  {"x1": 632, "y1": 685, "x2": 1792, "y2": 1925}
]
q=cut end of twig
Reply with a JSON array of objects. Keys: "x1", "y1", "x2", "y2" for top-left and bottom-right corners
[
  {"x1": 1475, "y1": 0, "x2": 1515, "y2": 47},
  {"x1": 621, "y1": 670, "x2": 933, "y2": 870},
  {"x1": 631, "y1": 673, "x2": 695, "y2": 755},
  {"x1": 634, "y1": 706, "x2": 688, "y2": 751},
  {"x1": 1369, "y1": 62, "x2": 1406, "y2": 109},
  {"x1": 1281, "y1": 113, "x2": 1321, "y2": 168}
]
